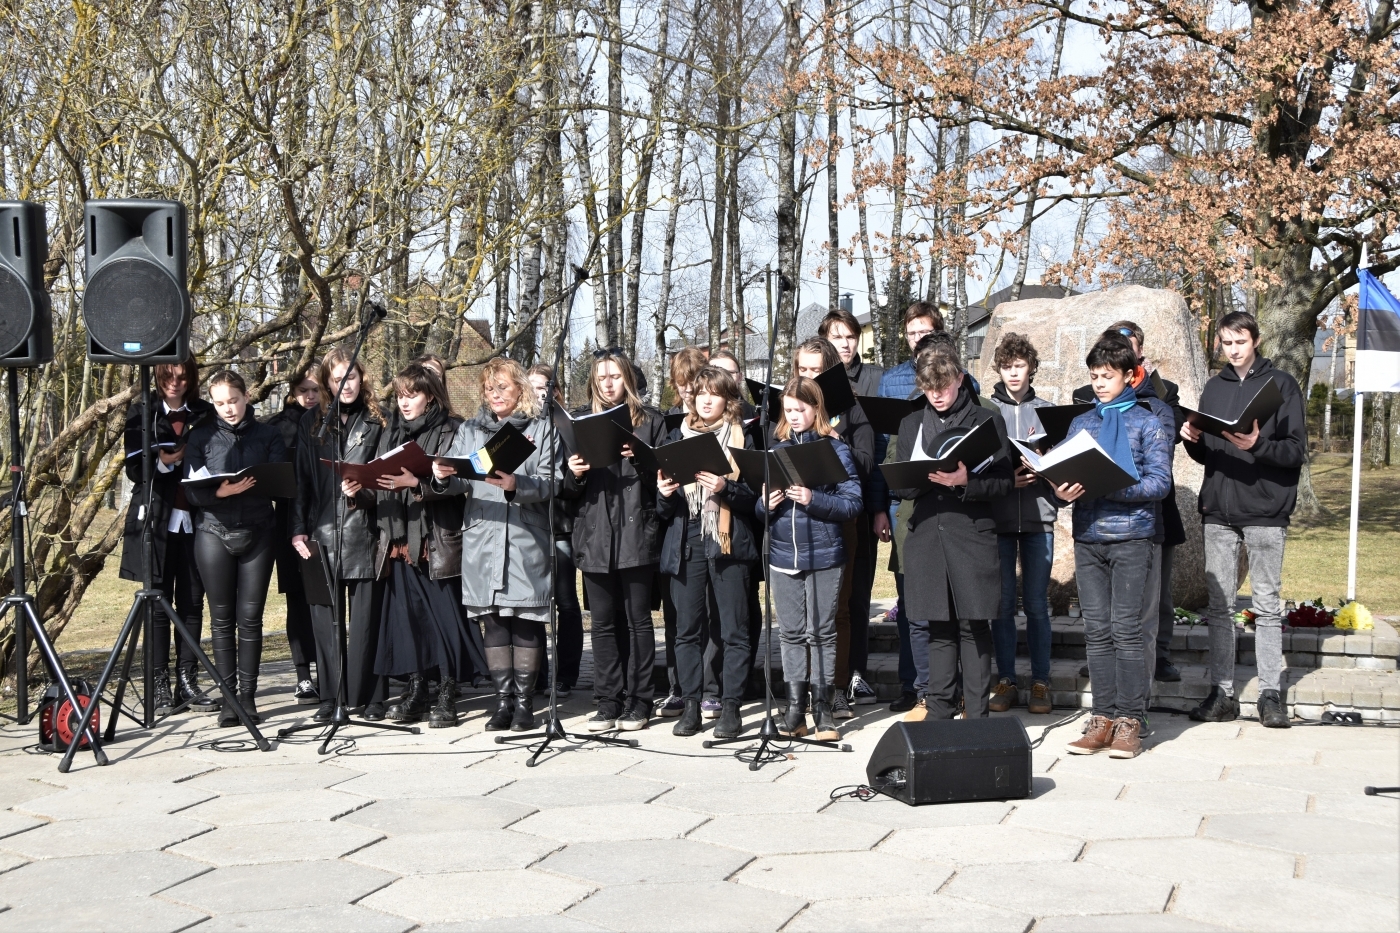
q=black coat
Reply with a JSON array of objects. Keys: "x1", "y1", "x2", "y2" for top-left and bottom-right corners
[
  {"x1": 891, "y1": 387, "x2": 1014, "y2": 622},
  {"x1": 560, "y1": 404, "x2": 667, "y2": 573},
  {"x1": 656, "y1": 421, "x2": 761, "y2": 574},
  {"x1": 268, "y1": 402, "x2": 314, "y2": 593},
  {"x1": 183, "y1": 411, "x2": 286, "y2": 532},
  {"x1": 292, "y1": 403, "x2": 385, "y2": 581},
  {"x1": 119, "y1": 397, "x2": 215, "y2": 582},
  {"x1": 374, "y1": 410, "x2": 465, "y2": 581}
]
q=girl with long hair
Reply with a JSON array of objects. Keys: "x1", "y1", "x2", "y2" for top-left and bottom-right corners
[
  {"x1": 372, "y1": 363, "x2": 486, "y2": 728},
  {"x1": 433, "y1": 358, "x2": 558, "y2": 731},
  {"x1": 292, "y1": 346, "x2": 388, "y2": 721},
  {"x1": 755, "y1": 376, "x2": 863, "y2": 741},
  {"x1": 655, "y1": 366, "x2": 759, "y2": 738},
  {"x1": 562, "y1": 349, "x2": 667, "y2": 732},
  {"x1": 182, "y1": 370, "x2": 286, "y2": 726}
]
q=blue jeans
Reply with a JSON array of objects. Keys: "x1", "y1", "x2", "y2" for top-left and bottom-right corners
[
  {"x1": 994, "y1": 532, "x2": 1054, "y2": 684},
  {"x1": 1074, "y1": 539, "x2": 1152, "y2": 722}
]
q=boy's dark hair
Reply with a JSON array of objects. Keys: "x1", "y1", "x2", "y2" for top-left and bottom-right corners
[
  {"x1": 1218, "y1": 311, "x2": 1260, "y2": 341},
  {"x1": 206, "y1": 369, "x2": 247, "y2": 396},
  {"x1": 1085, "y1": 335, "x2": 1138, "y2": 375},
  {"x1": 904, "y1": 301, "x2": 945, "y2": 332},
  {"x1": 793, "y1": 337, "x2": 841, "y2": 372},
  {"x1": 913, "y1": 330, "x2": 960, "y2": 361},
  {"x1": 993, "y1": 332, "x2": 1039, "y2": 374},
  {"x1": 914, "y1": 348, "x2": 964, "y2": 392},
  {"x1": 818, "y1": 307, "x2": 863, "y2": 341}
]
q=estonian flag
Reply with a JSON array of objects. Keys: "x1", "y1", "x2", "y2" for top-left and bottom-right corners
[{"x1": 1355, "y1": 269, "x2": 1400, "y2": 392}]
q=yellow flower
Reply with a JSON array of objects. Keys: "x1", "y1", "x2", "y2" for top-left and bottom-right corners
[{"x1": 1334, "y1": 602, "x2": 1374, "y2": 631}]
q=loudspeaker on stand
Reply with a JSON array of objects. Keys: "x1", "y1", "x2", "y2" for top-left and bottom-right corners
[
  {"x1": 83, "y1": 200, "x2": 189, "y2": 363},
  {"x1": 0, "y1": 201, "x2": 53, "y2": 366}
]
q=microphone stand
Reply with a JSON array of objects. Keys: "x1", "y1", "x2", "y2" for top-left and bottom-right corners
[
  {"x1": 277, "y1": 303, "x2": 419, "y2": 753},
  {"x1": 703, "y1": 274, "x2": 851, "y2": 768},
  {"x1": 495, "y1": 241, "x2": 639, "y2": 766}
]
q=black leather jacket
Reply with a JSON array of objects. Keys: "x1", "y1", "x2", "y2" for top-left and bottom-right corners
[
  {"x1": 292, "y1": 403, "x2": 384, "y2": 580},
  {"x1": 183, "y1": 411, "x2": 286, "y2": 531}
]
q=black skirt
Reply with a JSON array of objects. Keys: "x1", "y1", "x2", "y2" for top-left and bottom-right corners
[{"x1": 375, "y1": 560, "x2": 486, "y2": 680}]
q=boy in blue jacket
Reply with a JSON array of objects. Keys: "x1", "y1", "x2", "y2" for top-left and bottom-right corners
[{"x1": 1032, "y1": 336, "x2": 1171, "y2": 758}]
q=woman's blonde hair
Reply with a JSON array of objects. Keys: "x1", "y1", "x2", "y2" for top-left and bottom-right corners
[
  {"x1": 317, "y1": 346, "x2": 383, "y2": 423},
  {"x1": 686, "y1": 366, "x2": 744, "y2": 428},
  {"x1": 774, "y1": 376, "x2": 835, "y2": 441},
  {"x1": 589, "y1": 349, "x2": 647, "y2": 426},
  {"x1": 480, "y1": 357, "x2": 539, "y2": 418}
]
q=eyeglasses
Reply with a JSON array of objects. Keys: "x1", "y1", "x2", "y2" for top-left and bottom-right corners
[
  {"x1": 1116, "y1": 327, "x2": 1135, "y2": 337},
  {"x1": 592, "y1": 346, "x2": 625, "y2": 359}
]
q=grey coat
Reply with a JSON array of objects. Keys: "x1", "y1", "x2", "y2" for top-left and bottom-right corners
[
  {"x1": 987, "y1": 382, "x2": 1060, "y2": 534},
  {"x1": 436, "y1": 408, "x2": 559, "y2": 616}
]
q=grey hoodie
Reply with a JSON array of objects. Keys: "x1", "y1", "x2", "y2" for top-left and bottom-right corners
[{"x1": 987, "y1": 381, "x2": 1060, "y2": 534}]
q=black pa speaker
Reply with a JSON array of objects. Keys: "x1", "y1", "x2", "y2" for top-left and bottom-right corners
[
  {"x1": 866, "y1": 718, "x2": 1033, "y2": 805},
  {"x1": 83, "y1": 199, "x2": 190, "y2": 363},
  {"x1": 0, "y1": 201, "x2": 53, "y2": 366}
]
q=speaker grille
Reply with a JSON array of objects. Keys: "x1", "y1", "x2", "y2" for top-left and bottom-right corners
[
  {"x1": 0, "y1": 265, "x2": 34, "y2": 358},
  {"x1": 83, "y1": 258, "x2": 184, "y2": 359}
]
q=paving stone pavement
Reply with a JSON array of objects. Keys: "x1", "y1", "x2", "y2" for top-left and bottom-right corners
[{"x1": 0, "y1": 658, "x2": 1395, "y2": 932}]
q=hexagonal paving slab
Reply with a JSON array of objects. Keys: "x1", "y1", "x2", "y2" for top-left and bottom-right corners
[
  {"x1": 1203, "y1": 812, "x2": 1400, "y2": 854},
  {"x1": 169, "y1": 820, "x2": 384, "y2": 866},
  {"x1": 196, "y1": 904, "x2": 415, "y2": 932},
  {"x1": 348, "y1": 829, "x2": 558, "y2": 873},
  {"x1": 0, "y1": 896, "x2": 207, "y2": 932},
  {"x1": 508, "y1": 803, "x2": 706, "y2": 843},
  {"x1": 538, "y1": 838, "x2": 751, "y2": 884},
  {"x1": 687, "y1": 813, "x2": 889, "y2": 856},
  {"x1": 785, "y1": 894, "x2": 1034, "y2": 932},
  {"x1": 14, "y1": 782, "x2": 217, "y2": 820},
  {"x1": 943, "y1": 862, "x2": 1173, "y2": 916},
  {"x1": 0, "y1": 815, "x2": 210, "y2": 859},
  {"x1": 336, "y1": 796, "x2": 536, "y2": 834},
  {"x1": 1172, "y1": 878, "x2": 1400, "y2": 932},
  {"x1": 361, "y1": 869, "x2": 595, "y2": 924},
  {"x1": 1006, "y1": 799, "x2": 1202, "y2": 840},
  {"x1": 1080, "y1": 836, "x2": 1297, "y2": 883},
  {"x1": 734, "y1": 850, "x2": 953, "y2": 900},
  {"x1": 179, "y1": 789, "x2": 369, "y2": 826},
  {"x1": 489, "y1": 774, "x2": 670, "y2": 809},
  {"x1": 566, "y1": 880, "x2": 804, "y2": 932},
  {"x1": 161, "y1": 860, "x2": 398, "y2": 912},
  {"x1": 186, "y1": 763, "x2": 362, "y2": 794},
  {"x1": 0, "y1": 851, "x2": 208, "y2": 906},
  {"x1": 878, "y1": 824, "x2": 1084, "y2": 865}
]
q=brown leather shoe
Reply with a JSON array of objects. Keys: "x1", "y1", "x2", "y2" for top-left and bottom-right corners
[
  {"x1": 903, "y1": 697, "x2": 929, "y2": 722},
  {"x1": 1027, "y1": 681, "x2": 1052, "y2": 715},
  {"x1": 1108, "y1": 717, "x2": 1143, "y2": 758},
  {"x1": 988, "y1": 679, "x2": 1016, "y2": 713},
  {"x1": 1066, "y1": 715, "x2": 1114, "y2": 754}
]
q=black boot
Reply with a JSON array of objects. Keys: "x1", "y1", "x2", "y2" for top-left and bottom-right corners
[
  {"x1": 386, "y1": 674, "x2": 430, "y2": 723},
  {"x1": 208, "y1": 635, "x2": 237, "y2": 720},
  {"x1": 713, "y1": 699, "x2": 742, "y2": 739},
  {"x1": 153, "y1": 669, "x2": 173, "y2": 714},
  {"x1": 485, "y1": 647, "x2": 515, "y2": 731},
  {"x1": 1190, "y1": 686, "x2": 1241, "y2": 722},
  {"x1": 228, "y1": 657, "x2": 261, "y2": 726},
  {"x1": 672, "y1": 699, "x2": 702, "y2": 737},
  {"x1": 781, "y1": 683, "x2": 808, "y2": 737},
  {"x1": 174, "y1": 663, "x2": 199, "y2": 708},
  {"x1": 811, "y1": 684, "x2": 840, "y2": 741},
  {"x1": 511, "y1": 648, "x2": 540, "y2": 732},
  {"x1": 1257, "y1": 689, "x2": 1291, "y2": 729},
  {"x1": 428, "y1": 678, "x2": 459, "y2": 729}
]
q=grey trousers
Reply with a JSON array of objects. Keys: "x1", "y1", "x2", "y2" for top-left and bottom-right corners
[
  {"x1": 1204, "y1": 523, "x2": 1286, "y2": 694},
  {"x1": 1140, "y1": 541, "x2": 1162, "y2": 686},
  {"x1": 771, "y1": 565, "x2": 843, "y2": 686},
  {"x1": 1157, "y1": 544, "x2": 1176, "y2": 659}
]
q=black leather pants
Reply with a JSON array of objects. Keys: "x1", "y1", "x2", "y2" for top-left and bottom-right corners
[{"x1": 194, "y1": 527, "x2": 275, "y2": 695}]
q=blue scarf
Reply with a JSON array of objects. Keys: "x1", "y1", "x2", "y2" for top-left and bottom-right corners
[{"x1": 1096, "y1": 385, "x2": 1140, "y2": 481}]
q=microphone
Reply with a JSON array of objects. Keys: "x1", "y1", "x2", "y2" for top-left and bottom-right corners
[{"x1": 361, "y1": 299, "x2": 388, "y2": 327}]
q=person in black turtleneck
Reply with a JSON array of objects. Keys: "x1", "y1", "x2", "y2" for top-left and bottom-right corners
[
  {"x1": 888, "y1": 344, "x2": 1014, "y2": 722},
  {"x1": 183, "y1": 370, "x2": 286, "y2": 727}
]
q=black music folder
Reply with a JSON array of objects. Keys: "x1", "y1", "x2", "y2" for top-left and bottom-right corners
[
  {"x1": 436, "y1": 422, "x2": 537, "y2": 481},
  {"x1": 1013, "y1": 431, "x2": 1137, "y2": 501},
  {"x1": 813, "y1": 364, "x2": 856, "y2": 417},
  {"x1": 1183, "y1": 379, "x2": 1284, "y2": 437},
  {"x1": 299, "y1": 540, "x2": 334, "y2": 606},
  {"x1": 182, "y1": 461, "x2": 297, "y2": 499},
  {"x1": 857, "y1": 395, "x2": 924, "y2": 435},
  {"x1": 746, "y1": 378, "x2": 784, "y2": 424},
  {"x1": 553, "y1": 404, "x2": 633, "y2": 468},
  {"x1": 1028, "y1": 403, "x2": 1095, "y2": 450},
  {"x1": 880, "y1": 418, "x2": 1002, "y2": 491},
  {"x1": 730, "y1": 437, "x2": 851, "y2": 490},
  {"x1": 663, "y1": 410, "x2": 687, "y2": 433},
  {"x1": 639, "y1": 432, "x2": 734, "y2": 486}
]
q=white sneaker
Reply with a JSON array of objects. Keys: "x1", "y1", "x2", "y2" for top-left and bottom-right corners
[{"x1": 849, "y1": 673, "x2": 877, "y2": 706}]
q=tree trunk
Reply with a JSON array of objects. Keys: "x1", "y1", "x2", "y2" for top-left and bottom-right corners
[
  {"x1": 605, "y1": 0, "x2": 624, "y2": 349},
  {"x1": 708, "y1": 93, "x2": 731, "y2": 352},
  {"x1": 773, "y1": 0, "x2": 802, "y2": 379},
  {"x1": 653, "y1": 67, "x2": 692, "y2": 404},
  {"x1": 1010, "y1": 11, "x2": 1067, "y2": 301}
]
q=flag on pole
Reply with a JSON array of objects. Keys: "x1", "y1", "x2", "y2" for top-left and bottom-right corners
[{"x1": 1355, "y1": 268, "x2": 1400, "y2": 392}]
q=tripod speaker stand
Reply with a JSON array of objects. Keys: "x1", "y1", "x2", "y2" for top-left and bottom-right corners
[
  {"x1": 702, "y1": 272, "x2": 852, "y2": 769},
  {"x1": 493, "y1": 245, "x2": 639, "y2": 766},
  {"x1": 276, "y1": 302, "x2": 419, "y2": 754},
  {"x1": 59, "y1": 366, "x2": 270, "y2": 772}
]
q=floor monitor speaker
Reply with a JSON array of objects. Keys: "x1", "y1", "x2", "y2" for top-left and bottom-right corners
[
  {"x1": 866, "y1": 717, "x2": 1033, "y2": 805},
  {"x1": 0, "y1": 201, "x2": 53, "y2": 366},
  {"x1": 83, "y1": 200, "x2": 189, "y2": 364}
]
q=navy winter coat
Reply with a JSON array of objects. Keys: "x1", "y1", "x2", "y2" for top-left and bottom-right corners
[
  {"x1": 754, "y1": 431, "x2": 863, "y2": 572},
  {"x1": 1066, "y1": 403, "x2": 1173, "y2": 543}
]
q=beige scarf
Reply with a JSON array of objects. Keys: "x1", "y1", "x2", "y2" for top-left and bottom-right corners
[{"x1": 679, "y1": 416, "x2": 743, "y2": 555}]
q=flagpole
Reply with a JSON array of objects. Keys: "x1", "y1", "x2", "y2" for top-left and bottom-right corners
[{"x1": 1347, "y1": 245, "x2": 1369, "y2": 602}]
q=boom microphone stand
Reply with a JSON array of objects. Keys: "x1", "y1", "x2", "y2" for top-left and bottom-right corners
[
  {"x1": 2, "y1": 368, "x2": 106, "y2": 765},
  {"x1": 277, "y1": 301, "x2": 419, "y2": 754},
  {"x1": 495, "y1": 239, "x2": 639, "y2": 766},
  {"x1": 60, "y1": 365, "x2": 270, "y2": 773},
  {"x1": 704, "y1": 274, "x2": 852, "y2": 769}
]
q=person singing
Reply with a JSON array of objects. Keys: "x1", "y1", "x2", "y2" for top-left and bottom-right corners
[
  {"x1": 755, "y1": 377, "x2": 863, "y2": 741},
  {"x1": 182, "y1": 370, "x2": 286, "y2": 726},
  {"x1": 292, "y1": 347, "x2": 387, "y2": 721},
  {"x1": 433, "y1": 358, "x2": 558, "y2": 732},
  {"x1": 372, "y1": 363, "x2": 485, "y2": 728},
  {"x1": 562, "y1": 349, "x2": 666, "y2": 733},
  {"x1": 120, "y1": 357, "x2": 212, "y2": 714},
  {"x1": 656, "y1": 366, "x2": 759, "y2": 739}
]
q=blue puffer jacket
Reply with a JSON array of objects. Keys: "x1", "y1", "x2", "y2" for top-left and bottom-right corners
[
  {"x1": 1067, "y1": 404, "x2": 1172, "y2": 543},
  {"x1": 755, "y1": 431, "x2": 863, "y2": 571}
]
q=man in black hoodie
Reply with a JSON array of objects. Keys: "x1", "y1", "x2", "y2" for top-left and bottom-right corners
[{"x1": 1180, "y1": 311, "x2": 1306, "y2": 729}]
